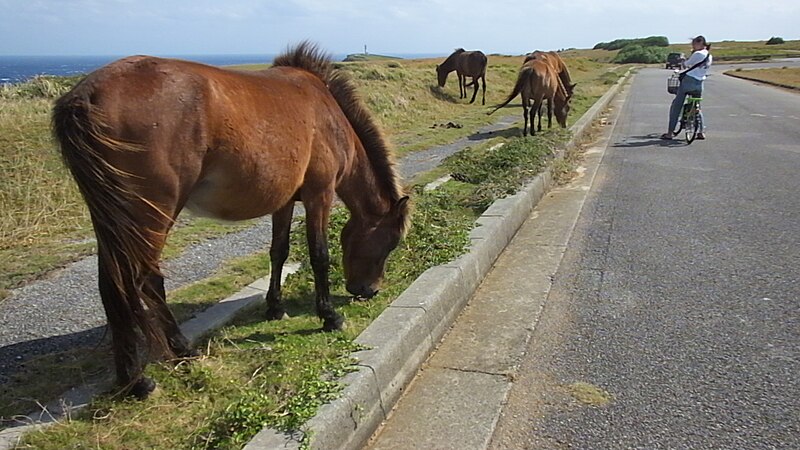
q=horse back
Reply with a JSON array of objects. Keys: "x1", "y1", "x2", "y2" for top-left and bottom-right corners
[
  {"x1": 457, "y1": 51, "x2": 487, "y2": 77},
  {"x1": 59, "y1": 56, "x2": 358, "y2": 221}
]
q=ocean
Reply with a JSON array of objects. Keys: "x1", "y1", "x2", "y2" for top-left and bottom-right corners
[{"x1": 0, "y1": 53, "x2": 443, "y2": 84}]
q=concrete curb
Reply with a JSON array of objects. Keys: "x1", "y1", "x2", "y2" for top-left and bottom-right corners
[
  {"x1": 723, "y1": 71, "x2": 800, "y2": 92},
  {"x1": 245, "y1": 70, "x2": 632, "y2": 450}
]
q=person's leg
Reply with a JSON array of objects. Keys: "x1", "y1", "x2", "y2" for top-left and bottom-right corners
[
  {"x1": 695, "y1": 79, "x2": 706, "y2": 137},
  {"x1": 666, "y1": 81, "x2": 689, "y2": 137}
]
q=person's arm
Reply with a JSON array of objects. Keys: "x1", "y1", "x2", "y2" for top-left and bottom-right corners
[{"x1": 681, "y1": 52, "x2": 704, "y2": 72}]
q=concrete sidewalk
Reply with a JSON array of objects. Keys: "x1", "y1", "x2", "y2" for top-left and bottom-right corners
[{"x1": 364, "y1": 84, "x2": 630, "y2": 450}]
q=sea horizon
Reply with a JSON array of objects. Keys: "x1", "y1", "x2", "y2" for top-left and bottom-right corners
[{"x1": 0, "y1": 52, "x2": 446, "y2": 83}]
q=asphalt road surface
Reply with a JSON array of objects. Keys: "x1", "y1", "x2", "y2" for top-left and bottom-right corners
[{"x1": 490, "y1": 67, "x2": 800, "y2": 447}]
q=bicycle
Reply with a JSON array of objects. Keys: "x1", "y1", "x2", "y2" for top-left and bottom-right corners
[{"x1": 672, "y1": 92, "x2": 703, "y2": 144}]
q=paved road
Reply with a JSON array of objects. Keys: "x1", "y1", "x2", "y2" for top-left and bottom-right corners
[{"x1": 490, "y1": 68, "x2": 800, "y2": 447}]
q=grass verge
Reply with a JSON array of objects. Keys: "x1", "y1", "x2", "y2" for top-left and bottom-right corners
[
  {"x1": 15, "y1": 129, "x2": 569, "y2": 448},
  {"x1": 725, "y1": 67, "x2": 800, "y2": 90},
  {"x1": 1, "y1": 63, "x2": 625, "y2": 430},
  {"x1": 1, "y1": 55, "x2": 614, "y2": 302}
]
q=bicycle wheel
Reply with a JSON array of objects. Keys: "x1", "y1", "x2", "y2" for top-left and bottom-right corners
[{"x1": 685, "y1": 109, "x2": 698, "y2": 144}]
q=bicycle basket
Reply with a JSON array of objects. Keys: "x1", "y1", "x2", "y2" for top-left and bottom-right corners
[{"x1": 667, "y1": 74, "x2": 680, "y2": 94}]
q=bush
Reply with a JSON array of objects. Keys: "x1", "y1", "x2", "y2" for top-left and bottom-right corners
[
  {"x1": 0, "y1": 75, "x2": 82, "y2": 99},
  {"x1": 612, "y1": 45, "x2": 670, "y2": 64},
  {"x1": 594, "y1": 36, "x2": 669, "y2": 51},
  {"x1": 766, "y1": 37, "x2": 785, "y2": 45}
]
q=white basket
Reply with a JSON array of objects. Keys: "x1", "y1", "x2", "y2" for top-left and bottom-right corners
[{"x1": 667, "y1": 75, "x2": 680, "y2": 94}]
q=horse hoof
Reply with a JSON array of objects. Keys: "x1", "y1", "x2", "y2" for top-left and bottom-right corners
[
  {"x1": 265, "y1": 306, "x2": 287, "y2": 321},
  {"x1": 175, "y1": 346, "x2": 201, "y2": 359},
  {"x1": 322, "y1": 314, "x2": 345, "y2": 332},
  {"x1": 129, "y1": 377, "x2": 156, "y2": 400}
]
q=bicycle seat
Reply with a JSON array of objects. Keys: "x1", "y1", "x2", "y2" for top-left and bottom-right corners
[{"x1": 686, "y1": 90, "x2": 702, "y2": 98}]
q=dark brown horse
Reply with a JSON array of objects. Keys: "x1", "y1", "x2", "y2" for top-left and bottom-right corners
[
  {"x1": 436, "y1": 49, "x2": 488, "y2": 105},
  {"x1": 488, "y1": 59, "x2": 572, "y2": 136},
  {"x1": 52, "y1": 42, "x2": 410, "y2": 399},
  {"x1": 526, "y1": 50, "x2": 576, "y2": 97}
]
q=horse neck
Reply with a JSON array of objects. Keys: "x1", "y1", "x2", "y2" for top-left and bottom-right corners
[
  {"x1": 441, "y1": 53, "x2": 461, "y2": 72},
  {"x1": 337, "y1": 142, "x2": 395, "y2": 220}
]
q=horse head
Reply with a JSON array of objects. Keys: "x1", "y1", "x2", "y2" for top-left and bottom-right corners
[
  {"x1": 341, "y1": 196, "x2": 410, "y2": 298},
  {"x1": 555, "y1": 83, "x2": 577, "y2": 128},
  {"x1": 436, "y1": 64, "x2": 448, "y2": 87}
]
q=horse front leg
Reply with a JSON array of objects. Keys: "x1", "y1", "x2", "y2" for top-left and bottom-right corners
[
  {"x1": 458, "y1": 73, "x2": 465, "y2": 99},
  {"x1": 304, "y1": 192, "x2": 344, "y2": 331},
  {"x1": 546, "y1": 98, "x2": 553, "y2": 130},
  {"x1": 266, "y1": 202, "x2": 295, "y2": 320}
]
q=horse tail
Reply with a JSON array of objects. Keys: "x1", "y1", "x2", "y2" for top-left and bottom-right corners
[
  {"x1": 488, "y1": 65, "x2": 530, "y2": 115},
  {"x1": 52, "y1": 85, "x2": 171, "y2": 359}
]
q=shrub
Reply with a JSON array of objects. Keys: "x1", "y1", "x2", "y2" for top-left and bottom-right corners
[
  {"x1": 612, "y1": 45, "x2": 670, "y2": 64},
  {"x1": 594, "y1": 36, "x2": 669, "y2": 51},
  {"x1": 766, "y1": 37, "x2": 785, "y2": 45},
  {"x1": 0, "y1": 75, "x2": 82, "y2": 99}
]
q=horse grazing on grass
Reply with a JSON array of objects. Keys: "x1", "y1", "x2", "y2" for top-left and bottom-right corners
[
  {"x1": 436, "y1": 49, "x2": 488, "y2": 105},
  {"x1": 488, "y1": 59, "x2": 572, "y2": 136},
  {"x1": 526, "y1": 50, "x2": 577, "y2": 97},
  {"x1": 52, "y1": 42, "x2": 410, "y2": 399}
]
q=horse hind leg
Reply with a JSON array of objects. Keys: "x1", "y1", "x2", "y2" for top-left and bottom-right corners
[
  {"x1": 145, "y1": 271, "x2": 197, "y2": 358},
  {"x1": 469, "y1": 77, "x2": 479, "y2": 104},
  {"x1": 98, "y1": 262, "x2": 155, "y2": 399},
  {"x1": 265, "y1": 202, "x2": 295, "y2": 321},
  {"x1": 481, "y1": 74, "x2": 487, "y2": 105}
]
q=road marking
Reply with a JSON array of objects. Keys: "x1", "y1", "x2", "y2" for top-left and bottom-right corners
[{"x1": 750, "y1": 113, "x2": 767, "y2": 117}]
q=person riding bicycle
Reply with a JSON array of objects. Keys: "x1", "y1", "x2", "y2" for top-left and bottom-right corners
[{"x1": 661, "y1": 36, "x2": 712, "y2": 140}]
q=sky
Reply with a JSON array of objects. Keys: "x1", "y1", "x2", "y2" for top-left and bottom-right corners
[{"x1": 0, "y1": 0, "x2": 798, "y2": 56}]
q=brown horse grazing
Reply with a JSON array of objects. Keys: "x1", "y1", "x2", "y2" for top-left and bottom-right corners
[
  {"x1": 526, "y1": 50, "x2": 576, "y2": 97},
  {"x1": 488, "y1": 59, "x2": 572, "y2": 136},
  {"x1": 52, "y1": 42, "x2": 410, "y2": 399},
  {"x1": 436, "y1": 49, "x2": 488, "y2": 105}
]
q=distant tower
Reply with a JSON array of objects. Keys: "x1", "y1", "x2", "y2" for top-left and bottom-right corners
[{"x1": 364, "y1": 45, "x2": 368, "y2": 55}]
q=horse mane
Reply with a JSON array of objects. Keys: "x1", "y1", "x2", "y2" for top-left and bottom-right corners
[{"x1": 273, "y1": 42, "x2": 407, "y2": 229}]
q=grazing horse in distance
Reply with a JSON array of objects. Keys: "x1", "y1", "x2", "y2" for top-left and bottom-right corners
[
  {"x1": 526, "y1": 50, "x2": 576, "y2": 97},
  {"x1": 436, "y1": 49, "x2": 488, "y2": 105},
  {"x1": 52, "y1": 42, "x2": 410, "y2": 399},
  {"x1": 488, "y1": 59, "x2": 572, "y2": 136}
]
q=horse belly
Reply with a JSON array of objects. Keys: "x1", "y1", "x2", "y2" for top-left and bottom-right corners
[{"x1": 185, "y1": 166, "x2": 301, "y2": 221}]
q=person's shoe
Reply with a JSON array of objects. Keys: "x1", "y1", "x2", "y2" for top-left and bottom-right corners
[
  {"x1": 696, "y1": 133, "x2": 706, "y2": 140},
  {"x1": 660, "y1": 133, "x2": 673, "y2": 140}
]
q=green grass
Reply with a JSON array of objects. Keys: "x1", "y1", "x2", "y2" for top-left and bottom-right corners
[
  {"x1": 15, "y1": 131, "x2": 569, "y2": 448},
  {"x1": 0, "y1": 55, "x2": 615, "y2": 302},
  {"x1": 0, "y1": 61, "x2": 624, "y2": 426},
  {"x1": 342, "y1": 53, "x2": 401, "y2": 62},
  {"x1": 2, "y1": 58, "x2": 624, "y2": 446}
]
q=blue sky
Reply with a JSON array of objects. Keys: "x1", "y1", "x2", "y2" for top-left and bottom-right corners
[{"x1": 0, "y1": 0, "x2": 798, "y2": 56}]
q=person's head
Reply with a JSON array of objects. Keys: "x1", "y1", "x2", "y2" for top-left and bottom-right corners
[{"x1": 692, "y1": 36, "x2": 711, "y2": 52}]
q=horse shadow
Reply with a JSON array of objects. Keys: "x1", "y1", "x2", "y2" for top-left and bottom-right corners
[
  {"x1": 613, "y1": 134, "x2": 687, "y2": 148},
  {"x1": 428, "y1": 85, "x2": 459, "y2": 103}
]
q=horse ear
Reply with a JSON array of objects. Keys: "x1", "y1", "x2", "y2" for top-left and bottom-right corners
[
  {"x1": 570, "y1": 83, "x2": 578, "y2": 90},
  {"x1": 395, "y1": 196, "x2": 410, "y2": 212}
]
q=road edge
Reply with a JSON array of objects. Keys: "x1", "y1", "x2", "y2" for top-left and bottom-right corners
[{"x1": 244, "y1": 69, "x2": 633, "y2": 450}]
